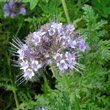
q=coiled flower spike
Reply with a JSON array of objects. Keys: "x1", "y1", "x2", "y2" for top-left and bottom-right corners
[{"x1": 10, "y1": 22, "x2": 87, "y2": 84}]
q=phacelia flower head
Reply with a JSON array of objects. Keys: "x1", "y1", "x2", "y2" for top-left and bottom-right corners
[
  {"x1": 3, "y1": 0, "x2": 26, "y2": 17},
  {"x1": 10, "y1": 22, "x2": 87, "y2": 83}
]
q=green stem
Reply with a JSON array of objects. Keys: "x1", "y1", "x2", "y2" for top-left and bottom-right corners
[
  {"x1": 7, "y1": 50, "x2": 19, "y2": 108},
  {"x1": 41, "y1": 69, "x2": 52, "y2": 93},
  {"x1": 15, "y1": 22, "x2": 23, "y2": 37},
  {"x1": 13, "y1": 90, "x2": 19, "y2": 109},
  {"x1": 61, "y1": 0, "x2": 70, "y2": 23},
  {"x1": 74, "y1": 93, "x2": 80, "y2": 110}
]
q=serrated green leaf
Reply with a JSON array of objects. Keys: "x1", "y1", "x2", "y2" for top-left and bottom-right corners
[
  {"x1": 92, "y1": 20, "x2": 107, "y2": 30},
  {"x1": 30, "y1": 0, "x2": 38, "y2": 10}
]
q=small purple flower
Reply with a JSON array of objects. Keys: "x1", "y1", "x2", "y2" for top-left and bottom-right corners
[
  {"x1": 48, "y1": 28, "x2": 55, "y2": 36},
  {"x1": 66, "y1": 24, "x2": 75, "y2": 32},
  {"x1": 19, "y1": 7, "x2": 26, "y2": 15},
  {"x1": 53, "y1": 53, "x2": 63, "y2": 61},
  {"x1": 3, "y1": 0, "x2": 14, "y2": 17},
  {"x1": 20, "y1": 60, "x2": 29, "y2": 70},
  {"x1": 4, "y1": 10, "x2": 10, "y2": 17},
  {"x1": 32, "y1": 32, "x2": 41, "y2": 46},
  {"x1": 44, "y1": 54, "x2": 50, "y2": 58},
  {"x1": 8, "y1": 0, "x2": 14, "y2": 8},
  {"x1": 47, "y1": 59, "x2": 52, "y2": 64},
  {"x1": 69, "y1": 40, "x2": 76, "y2": 48},
  {"x1": 57, "y1": 60, "x2": 68, "y2": 72},
  {"x1": 40, "y1": 107, "x2": 45, "y2": 110},
  {"x1": 65, "y1": 52, "x2": 76, "y2": 62},
  {"x1": 77, "y1": 38, "x2": 87, "y2": 52},
  {"x1": 3, "y1": 3, "x2": 9, "y2": 10},
  {"x1": 65, "y1": 52, "x2": 72, "y2": 60},
  {"x1": 62, "y1": 36, "x2": 71, "y2": 42},
  {"x1": 31, "y1": 60, "x2": 42, "y2": 71},
  {"x1": 3, "y1": 3, "x2": 11, "y2": 17},
  {"x1": 62, "y1": 36, "x2": 72, "y2": 47},
  {"x1": 56, "y1": 23, "x2": 63, "y2": 31},
  {"x1": 23, "y1": 69, "x2": 34, "y2": 79},
  {"x1": 3, "y1": 0, "x2": 26, "y2": 17},
  {"x1": 65, "y1": 52, "x2": 76, "y2": 69},
  {"x1": 21, "y1": 44, "x2": 28, "y2": 51},
  {"x1": 17, "y1": 44, "x2": 29, "y2": 60},
  {"x1": 58, "y1": 27, "x2": 64, "y2": 35},
  {"x1": 17, "y1": 49, "x2": 25, "y2": 60}
]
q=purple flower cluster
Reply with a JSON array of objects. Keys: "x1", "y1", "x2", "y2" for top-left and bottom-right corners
[
  {"x1": 11, "y1": 22, "x2": 87, "y2": 81},
  {"x1": 3, "y1": 0, "x2": 26, "y2": 17}
]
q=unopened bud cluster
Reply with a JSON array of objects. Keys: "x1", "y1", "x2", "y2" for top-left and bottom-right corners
[{"x1": 11, "y1": 22, "x2": 87, "y2": 80}]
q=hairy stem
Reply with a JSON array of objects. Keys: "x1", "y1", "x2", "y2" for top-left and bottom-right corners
[
  {"x1": 15, "y1": 22, "x2": 23, "y2": 37},
  {"x1": 7, "y1": 54, "x2": 19, "y2": 108},
  {"x1": 13, "y1": 90, "x2": 19, "y2": 109},
  {"x1": 6, "y1": 32, "x2": 19, "y2": 109},
  {"x1": 61, "y1": 0, "x2": 70, "y2": 23}
]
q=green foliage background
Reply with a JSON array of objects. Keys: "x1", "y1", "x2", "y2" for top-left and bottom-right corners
[{"x1": 0, "y1": 0, "x2": 110, "y2": 110}]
